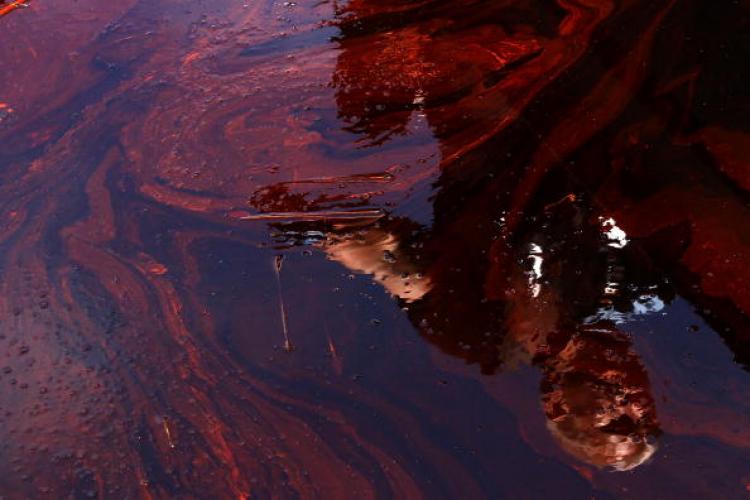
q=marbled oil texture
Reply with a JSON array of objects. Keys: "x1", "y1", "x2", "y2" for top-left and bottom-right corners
[{"x1": 1, "y1": 0, "x2": 750, "y2": 498}]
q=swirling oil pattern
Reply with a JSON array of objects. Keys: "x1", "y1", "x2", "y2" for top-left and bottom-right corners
[{"x1": 1, "y1": 0, "x2": 750, "y2": 497}]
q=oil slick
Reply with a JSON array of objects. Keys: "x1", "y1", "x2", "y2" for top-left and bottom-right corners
[
  {"x1": 0, "y1": 0, "x2": 29, "y2": 19},
  {"x1": 1, "y1": 0, "x2": 750, "y2": 497}
]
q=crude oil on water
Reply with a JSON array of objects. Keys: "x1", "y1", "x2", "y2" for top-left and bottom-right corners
[{"x1": 1, "y1": 0, "x2": 750, "y2": 498}]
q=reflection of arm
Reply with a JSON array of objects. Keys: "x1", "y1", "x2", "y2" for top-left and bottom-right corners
[{"x1": 325, "y1": 227, "x2": 432, "y2": 303}]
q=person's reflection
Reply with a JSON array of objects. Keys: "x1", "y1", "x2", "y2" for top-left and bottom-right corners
[
  {"x1": 247, "y1": 0, "x2": 666, "y2": 471},
  {"x1": 315, "y1": 194, "x2": 662, "y2": 471}
]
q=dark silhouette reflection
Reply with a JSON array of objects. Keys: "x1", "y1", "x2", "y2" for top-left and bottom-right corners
[
  {"x1": 293, "y1": 194, "x2": 663, "y2": 471},
  {"x1": 251, "y1": 0, "x2": 750, "y2": 471}
]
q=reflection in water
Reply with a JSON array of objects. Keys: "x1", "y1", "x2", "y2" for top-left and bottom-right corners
[
  {"x1": 309, "y1": 194, "x2": 662, "y2": 471},
  {"x1": 540, "y1": 325, "x2": 659, "y2": 472},
  {"x1": 265, "y1": 0, "x2": 750, "y2": 477},
  {"x1": 290, "y1": 0, "x2": 670, "y2": 471},
  {"x1": 326, "y1": 228, "x2": 431, "y2": 303},
  {"x1": 2, "y1": 0, "x2": 750, "y2": 497}
]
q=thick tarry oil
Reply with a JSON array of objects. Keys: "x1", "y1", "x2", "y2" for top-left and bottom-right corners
[{"x1": 1, "y1": 0, "x2": 750, "y2": 498}]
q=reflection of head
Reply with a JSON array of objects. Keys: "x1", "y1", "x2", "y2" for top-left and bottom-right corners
[
  {"x1": 540, "y1": 326, "x2": 660, "y2": 470},
  {"x1": 546, "y1": 419, "x2": 657, "y2": 472}
]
